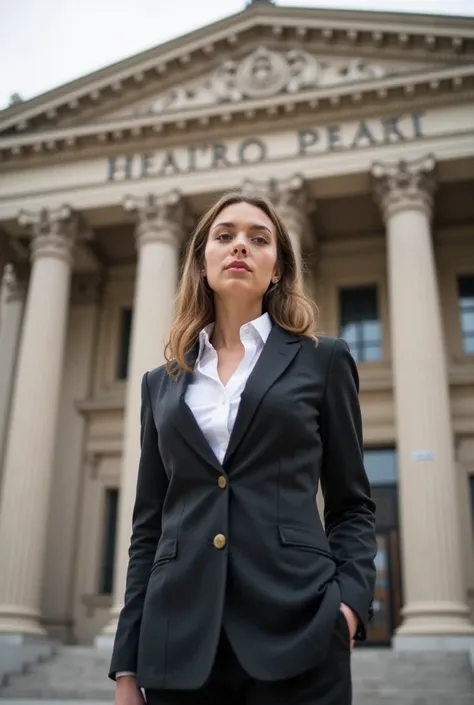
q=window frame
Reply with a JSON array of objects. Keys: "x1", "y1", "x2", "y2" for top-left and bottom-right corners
[
  {"x1": 457, "y1": 274, "x2": 474, "y2": 356},
  {"x1": 338, "y1": 283, "x2": 383, "y2": 364}
]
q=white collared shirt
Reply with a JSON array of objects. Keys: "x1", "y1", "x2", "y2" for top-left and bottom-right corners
[{"x1": 184, "y1": 312, "x2": 272, "y2": 464}]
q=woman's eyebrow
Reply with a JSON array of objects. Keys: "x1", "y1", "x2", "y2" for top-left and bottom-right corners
[
  {"x1": 210, "y1": 222, "x2": 273, "y2": 235},
  {"x1": 210, "y1": 221, "x2": 235, "y2": 232}
]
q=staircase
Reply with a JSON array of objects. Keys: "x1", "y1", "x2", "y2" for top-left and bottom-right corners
[{"x1": 0, "y1": 647, "x2": 473, "y2": 704}]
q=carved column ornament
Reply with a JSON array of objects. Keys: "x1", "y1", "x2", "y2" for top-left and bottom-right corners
[
  {"x1": 241, "y1": 174, "x2": 315, "y2": 252},
  {"x1": 370, "y1": 151, "x2": 474, "y2": 640},
  {"x1": 371, "y1": 154, "x2": 437, "y2": 223},
  {"x1": 0, "y1": 207, "x2": 82, "y2": 637},
  {"x1": 124, "y1": 191, "x2": 191, "y2": 247},
  {"x1": 1, "y1": 263, "x2": 27, "y2": 305},
  {"x1": 17, "y1": 206, "x2": 81, "y2": 265}
]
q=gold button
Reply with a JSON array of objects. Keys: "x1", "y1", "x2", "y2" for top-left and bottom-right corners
[
  {"x1": 218, "y1": 476, "x2": 227, "y2": 489},
  {"x1": 213, "y1": 534, "x2": 226, "y2": 550}
]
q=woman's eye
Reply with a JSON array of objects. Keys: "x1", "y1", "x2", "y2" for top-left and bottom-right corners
[
  {"x1": 216, "y1": 233, "x2": 232, "y2": 241},
  {"x1": 253, "y1": 236, "x2": 268, "y2": 245}
]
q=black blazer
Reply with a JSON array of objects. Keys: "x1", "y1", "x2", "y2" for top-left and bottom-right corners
[{"x1": 109, "y1": 326, "x2": 377, "y2": 690}]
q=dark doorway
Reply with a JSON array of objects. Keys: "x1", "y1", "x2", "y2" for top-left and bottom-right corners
[{"x1": 363, "y1": 450, "x2": 402, "y2": 646}]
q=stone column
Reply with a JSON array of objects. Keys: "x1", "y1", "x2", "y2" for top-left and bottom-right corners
[
  {"x1": 97, "y1": 191, "x2": 189, "y2": 645},
  {"x1": 241, "y1": 174, "x2": 314, "y2": 280},
  {"x1": 371, "y1": 155, "x2": 474, "y2": 647},
  {"x1": 0, "y1": 206, "x2": 80, "y2": 639},
  {"x1": 0, "y1": 265, "x2": 26, "y2": 487}
]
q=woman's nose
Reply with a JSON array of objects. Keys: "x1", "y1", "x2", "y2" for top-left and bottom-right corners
[{"x1": 232, "y1": 237, "x2": 248, "y2": 255}]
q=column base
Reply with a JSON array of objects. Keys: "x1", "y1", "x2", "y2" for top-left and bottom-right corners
[
  {"x1": 395, "y1": 600, "x2": 474, "y2": 637},
  {"x1": 0, "y1": 605, "x2": 47, "y2": 639}
]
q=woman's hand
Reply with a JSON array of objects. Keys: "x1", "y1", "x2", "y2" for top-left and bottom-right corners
[
  {"x1": 339, "y1": 602, "x2": 358, "y2": 652},
  {"x1": 115, "y1": 676, "x2": 145, "y2": 705}
]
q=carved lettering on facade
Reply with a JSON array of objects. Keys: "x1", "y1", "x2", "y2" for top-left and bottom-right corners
[{"x1": 107, "y1": 112, "x2": 425, "y2": 182}]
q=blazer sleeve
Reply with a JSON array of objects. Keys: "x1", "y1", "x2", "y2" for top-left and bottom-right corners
[
  {"x1": 319, "y1": 338, "x2": 377, "y2": 641},
  {"x1": 109, "y1": 371, "x2": 169, "y2": 679}
]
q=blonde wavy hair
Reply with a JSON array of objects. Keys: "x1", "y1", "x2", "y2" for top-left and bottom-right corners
[{"x1": 165, "y1": 191, "x2": 317, "y2": 376}]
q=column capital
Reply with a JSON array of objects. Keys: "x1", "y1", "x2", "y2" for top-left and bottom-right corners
[
  {"x1": 124, "y1": 190, "x2": 191, "y2": 248},
  {"x1": 241, "y1": 174, "x2": 315, "y2": 247},
  {"x1": 371, "y1": 154, "x2": 437, "y2": 223},
  {"x1": 17, "y1": 206, "x2": 82, "y2": 265}
]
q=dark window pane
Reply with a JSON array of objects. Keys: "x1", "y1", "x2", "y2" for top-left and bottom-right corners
[
  {"x1": 99, "y1": 488, "x2": 119, "y2": 595},
  {"x1": 364, "y1": 448, "x2": 398, "y2": 486},
  {"x1": 458, "y1": 276, "x2": 474, "y2": 354},
  {"x1": 342, "y1": 323, "x2": 358, "y2": 344},
  {"x1": 459, "y1": 276, "x2": 474, "y2": 300},
  {"x1": 471, "y1": 477, "x2": 474, "y2": 537},
  {"x1": 361, "y1": 321, "x2": 381, "y2": 341},
  {"x1": 460, "y1": 311, "x2": 474, "y2": 332},
  {"x1": 465, "y1": 336, "x2": 474, "y2": 355},
  {"x1": 116, "y1": 308, "x2": 133, "y2": 379},
  {"x1": 364, "y1": 344, "x2": 383, "y2": 362},
  {"x1": 340, "y1": 287, "x2": 377, "y2": 322},
  {"x1": 339, "y1": 286, "x2": 382, "y2": 363}
]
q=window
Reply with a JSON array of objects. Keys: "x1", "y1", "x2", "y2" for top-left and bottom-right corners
[
  {"x1": 339, "y1": 286, "x2": 382, "y2": 363},
  {"x1": 364, "y1": 448, "x2": 398, "y2": 486},
  {"x1": 99, "y1": 488, "x2": 119, "y2": 595},
  {"x1": 470, "y1": 476, "x2": 474, "y2": 538},
  {"x1": 458, "y1": 276, "x2": 474, "y2": 354},
  {"x1": 116, "y1": 308, "x2": 133, "y2": 379}
]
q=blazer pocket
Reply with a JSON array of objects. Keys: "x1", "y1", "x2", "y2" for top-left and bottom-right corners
[
  {"x1": 278, "y1": 524, "x2": 334, "y2": 560},
  {"x1": 151, "y1": 536, "x2": 178, "y2": 572}
]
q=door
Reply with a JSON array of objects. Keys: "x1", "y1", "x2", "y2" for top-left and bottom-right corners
[
  {"x1": 367, "y1": 528, "x2": 402, "y2": 644},
  {"x1": 364, "y1": 483, "x2": 402, "y2": 646}
]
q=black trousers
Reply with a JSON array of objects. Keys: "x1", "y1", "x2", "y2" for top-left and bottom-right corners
[{"x1": 145, "y1": 611, "x2": 352, "y2": 705}]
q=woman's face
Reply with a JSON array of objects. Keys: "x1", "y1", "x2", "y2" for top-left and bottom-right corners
[{"x1": 203, "y1": 202, "x2": 280, "y2": 303}]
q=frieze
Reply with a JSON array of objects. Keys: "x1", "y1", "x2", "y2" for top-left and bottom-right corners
[{"x1": 136, "y1": 47, "x2": 395, "y2": 115}]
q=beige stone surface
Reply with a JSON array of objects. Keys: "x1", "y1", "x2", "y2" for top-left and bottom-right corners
[
  {"x1": 0, "y1": 265, "x2": 26, "y2": 491},
  {"x1": 0, "y1": 2, "x2": 473, "y2": 648},
  {"x1": 373, "y1": 155, "x2": 473, "y2": 636},
  {"x1": 0, "y1": 209, "x2": 80, "y2": 636}
]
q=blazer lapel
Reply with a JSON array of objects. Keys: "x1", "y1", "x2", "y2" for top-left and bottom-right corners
[
  {"x1": 223, "y1": 325, "x2": 301, "y2": 465},
  {"x1": 168, "y1": 347, "x2": 223, "y2": 475}
]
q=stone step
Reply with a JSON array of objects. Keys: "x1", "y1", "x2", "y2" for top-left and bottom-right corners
[
  {"x1": 0, "y1": 647, "x2": 472, "y2": 703},
  {"x1": 353, "y1": 693, "x2": 474, "y2": 705},
  {"x1": 0, "y1": 642, "x2": 56, "y2": 687}
]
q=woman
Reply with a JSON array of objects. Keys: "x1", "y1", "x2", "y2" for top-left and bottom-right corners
[{"x1": 110, "y1": 192, "x2": 377, "y2": 705}]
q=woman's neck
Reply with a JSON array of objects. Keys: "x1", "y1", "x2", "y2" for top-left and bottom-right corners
[{"x1": 211, "y1": 298, "x2": 263, "y2": 350}]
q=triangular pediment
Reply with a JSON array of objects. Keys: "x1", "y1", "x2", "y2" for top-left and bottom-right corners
[
  {"x1": 99, "y1": 46, "x2": 439, "y2": 121},
  {"x1": 0, "y1": 3, "x2": 473, "y2": 145}
]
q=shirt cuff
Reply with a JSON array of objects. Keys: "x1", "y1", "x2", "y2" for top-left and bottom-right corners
[{"x1": 116, "y1": 672, "x2": 136, "y2": 678}]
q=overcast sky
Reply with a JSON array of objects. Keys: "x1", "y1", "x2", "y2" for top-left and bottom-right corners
[{"x1": 1, "y1": 0, "x2": 473, "y2": 110}]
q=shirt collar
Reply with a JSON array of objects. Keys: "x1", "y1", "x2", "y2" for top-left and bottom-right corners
[{"x1": 196, "y1": 312, "x2": 272, "y2": 363}]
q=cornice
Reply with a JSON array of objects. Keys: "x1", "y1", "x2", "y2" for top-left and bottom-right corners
[
  {"x1": 0, "y1": 63, "x2": 473, "y2": 167},
  {"x1": 0, "y1": 6, "x2": 473, "y2": 136}
]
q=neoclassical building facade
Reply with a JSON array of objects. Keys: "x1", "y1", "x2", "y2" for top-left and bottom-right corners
[{"x1": 0, "y1": 1, "x2": 473, "y2": 652}]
